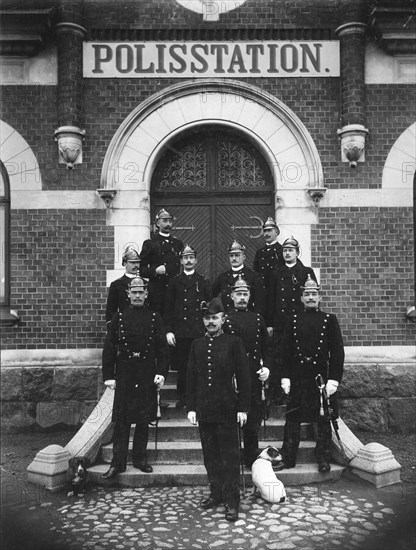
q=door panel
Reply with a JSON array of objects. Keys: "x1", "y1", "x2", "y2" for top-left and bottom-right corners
[
  {"x1": 151, "y1": 125, "x2": 275, "y2": 281},
  {"x1": 215, "y1": 204, "x2": 273, "y2": 276}
]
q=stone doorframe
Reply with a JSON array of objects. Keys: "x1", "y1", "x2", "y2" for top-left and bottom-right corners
[{"x1": 100, "y1": 79, "x2": 324, "y2": 280}]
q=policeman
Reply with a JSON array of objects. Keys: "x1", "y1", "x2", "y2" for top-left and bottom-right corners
[
  {"x1": 164, "y1": 244, "x2": 212, "y2": 408},
  {"x1": 140, "y1": 209, "x2": 183, "y2": 314},
  {"x1": 265, "y1": 236, "x2": 317, "y2": 402},
  {"x1": 253, "y1": 217, "x2": 284, "y2": 295},
  {"x1": 212, "y1": 240, "x2": 266, "y2": 316},
  {"x1": 105, "y1": 246, "x2": 141, "y2": 327},
  {"x1": 277, "y1": 276, "x2": 344, "y2": 473},
  {"x1": 187, "y1": 297, "x2": 250, "y2": 522},
  {"x1": 101, "y1": 276, "x2": 170, "y2": 479},
  {"x1": 223, "y1": 276, "x2": 270, "y2": 467}
]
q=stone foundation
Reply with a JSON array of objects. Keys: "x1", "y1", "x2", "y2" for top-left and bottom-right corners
[{"x1": 1, "y1": 347, "x2": 415, "y2": 433}]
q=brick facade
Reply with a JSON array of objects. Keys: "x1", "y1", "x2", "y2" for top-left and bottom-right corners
[{"x1": 0, "y1": 0, "x2": 414, "y2": 431}]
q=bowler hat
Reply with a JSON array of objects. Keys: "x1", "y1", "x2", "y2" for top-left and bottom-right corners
[{"x1": 201, "y1": 297, "x2": 225, "y2": 316}]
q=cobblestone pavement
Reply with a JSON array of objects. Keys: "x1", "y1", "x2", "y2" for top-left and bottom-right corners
[{"x1": 2, "y1": 473, "x2": 415, "y2": 550}]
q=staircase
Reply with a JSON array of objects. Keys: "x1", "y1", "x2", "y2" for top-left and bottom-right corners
[{"x1": 88, "y1": 371, "x2": 345, "y2": 487}]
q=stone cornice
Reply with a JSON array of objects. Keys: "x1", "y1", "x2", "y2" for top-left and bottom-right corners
[{"x1": 0, "y1": 7, "x2": 55, "y2": 57}]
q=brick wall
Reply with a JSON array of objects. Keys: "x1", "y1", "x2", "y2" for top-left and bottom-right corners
[
  {"x1": 1, "y1": 210, "x2": 114, "y2": 349},
  {"x1": 312, "y1": 207, "x2": 415, "y2": 346}
]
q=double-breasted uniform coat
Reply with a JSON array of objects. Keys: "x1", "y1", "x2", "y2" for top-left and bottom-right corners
[
  {"x1": 187, "y1": 332, "x2": 251, "y2": 508},
  {"x1": 224, "y1": 309, "x2": 269, "y2": 466},
  {"x1": 280, "y1": 308, "x2": 345, "y2": 466},
  {"x1": 140, "y1": 233, "x2": 184, "y2": 314},
  {"x1": 253, "y1": 241, "x2": 284, "y2": 295},
  {"x1": 212, "y1": 267, "x2": 266, "y2": 317},
  {"x1": 164, "y1": 271, "x2": 212, "y2": 401},
  {"x1": 105, "y1": 274, "x2": 134, "y2": 326},
  {"x1": 103, "y1": 305, "x2": 169, "y2": 470}
]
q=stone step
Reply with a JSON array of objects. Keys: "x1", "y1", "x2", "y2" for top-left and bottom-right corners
[
  {"x1": 136, "y1": 419, "x2": 314, "y2": 441},
  {"x1": 88, "y1": 462, "x2": 345, "y2": 487},
  {"x1": 100, "y1": 440, "x2": 317, "y2": 464},
  {"x1": 156, "y1": 400, "x2": 286, "y2": 420}
]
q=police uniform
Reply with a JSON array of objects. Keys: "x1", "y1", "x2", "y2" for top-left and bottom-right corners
[
  {"x1": 139, "y1": 209, "x2": 183, "y2": 314},
  {"x1": 224, "y1": 300, "x2": 269, "y2": 467},
  {"x1": 212, "y1": 241, "x2": 266, "y2": 316},
  {"x1": 102, "y1": 278, "x2": 169, "y2": 472},
  {"x1": 164, "y1": 245, "x2": 212, "y2": 404},
  {"x1": 187, "y1": 299, "x2": 251, "y2": 511},
  {"x1": 280, "y1": 280, "x2": 344, "y2": 470},
  {"x1": 253, "y1": 217, "x2": 284, "y2": 294},
  {"x1": 105, "y1": 246, "x2": 141, "y2": 326},
  {"x1": 265, "y1": 237, "x2": 318, "y2": 403}
]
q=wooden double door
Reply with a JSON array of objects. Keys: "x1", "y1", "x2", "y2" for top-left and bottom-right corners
[{"x1": 151, "y1": 126, "x2": 275, "y2": 281}]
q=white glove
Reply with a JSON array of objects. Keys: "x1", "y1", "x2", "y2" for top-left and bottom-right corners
[
  {"x1": 237, "y1": 412, "x2": 248, "y2": 426},
  {"x1": 105, "y1": 379, "x2": 116, "y2": 390},
  {"x1": 188, "y1": 411, "x2": 197, "y2": 425},
  {"x1": 154, "y1": 375, "x2": 165, "y2": 388},
  {"x1": 326, "y1": 379, "x2": 339, "y2": 397},
  {"x1": 257, "y1": 367, "x2": 270, "y2": 382},
  {"x1": 155, "y1": 265, "x2": 166, "y2": 275},
  {"x1": 281, "y1": 378, "x2": 291, "y2": 395},
  {"x1": 267, "y1": 327, "x2": 274, "y2": 337},
  {"x1": 166, "y1": 332, "x2": 176, "y2": 346}
]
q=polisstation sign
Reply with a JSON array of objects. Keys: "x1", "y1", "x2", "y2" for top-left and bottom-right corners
[{"x1": 83, "y1": 41, "x2": 340, "y2": 78}]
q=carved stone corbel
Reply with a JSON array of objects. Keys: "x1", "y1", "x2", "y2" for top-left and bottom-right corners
[{"x1": 337, "y1": 124, "x2": 369, "y2": 168}]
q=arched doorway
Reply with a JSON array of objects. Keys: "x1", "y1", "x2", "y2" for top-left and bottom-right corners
[{"x1": 151, "y1": 125, "x2": 275, "y2": 280}]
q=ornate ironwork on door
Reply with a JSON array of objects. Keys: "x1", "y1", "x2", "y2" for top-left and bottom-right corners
[
  {"x1": 218, "y1": 141, "x2": 267, "y2": 189},
  {"x1": 151, "y1": 125, "x2": 274, "y2": 279}
]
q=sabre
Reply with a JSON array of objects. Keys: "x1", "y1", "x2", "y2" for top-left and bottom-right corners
[
  {"x1": 155, "y1": 385, "x2": 162, "y2": 462},
  {"x1": 236, "y1": 420, "x2": 246, "y2": 496},
  {"x1": 260, "y1": 359, "x2": 269, "y2": 439},
  {"x1": 315, "y1": 374, "x2": 349, "y2": 465}
]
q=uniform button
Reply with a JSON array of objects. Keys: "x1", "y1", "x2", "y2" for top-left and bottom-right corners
[
  {"x1": 135, "y1": 384, "x2": 138, "y2": 388},
  {"x1": 184, "y1": 299, "x2": 187, "y2": 302},
  {"x1": 184, "y1": 317, "x2": 187, "y2": 320},
  {"x1": 208, "y1": 383, "x2": 212, "y2": 387}
]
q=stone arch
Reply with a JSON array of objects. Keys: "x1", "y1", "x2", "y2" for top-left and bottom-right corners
[
  {"x1": 0, "y1": 120, "x2": 42, "y2": 191},
  {"x1": 382, "y1": 122, "x2": 416, "y2": 189},
  {"x1": 101, "y1": 79, "x2": 323, "y2": 272},
  {"x1": 101, "y1": 79, "x2": 323, "y2": 194}
]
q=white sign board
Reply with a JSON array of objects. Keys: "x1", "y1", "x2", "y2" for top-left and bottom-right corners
[{"x1": 83, "y1": 41, "x2": 340, "y2": 78}]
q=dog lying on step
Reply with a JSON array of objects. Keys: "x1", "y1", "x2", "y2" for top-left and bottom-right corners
[
  {"x1": 67, "y1": 457, "x2": 90, "y2": 497},
  {"x1": 251, "y1": 446, "x2": 286, "y2": 504}
]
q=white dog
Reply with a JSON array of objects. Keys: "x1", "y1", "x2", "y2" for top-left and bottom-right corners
[{"x1": 251, "y1": 446, "x2": 286, "y2": 504}]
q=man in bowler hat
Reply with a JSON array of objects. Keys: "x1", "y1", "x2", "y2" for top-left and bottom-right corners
[
  {"x1": 140, "y1": 209, "x2": 183, "y2": 314},
  {"x1": 277, "y1": 276, "x2": 344, "y2": 473},
  {"x1": 105, "y1": 245, "x2": 141, "y2": 327},
  {"x1": 101, "y1": 276, "x2": 169, "y2": 479},
  {"x1": 187, "y1": 297, "x2": 251, "y2": 522},
  {"x1": 164, "y1": 244, "x2": 212, "y2": 408}
]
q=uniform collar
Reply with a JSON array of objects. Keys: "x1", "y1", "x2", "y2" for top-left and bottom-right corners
[
  {"x1": 266, "y1": 238, "x2": 279, "y2": 247},
  {"x1": 205, "y1": 329, "x2": 224, "y2": 338}
]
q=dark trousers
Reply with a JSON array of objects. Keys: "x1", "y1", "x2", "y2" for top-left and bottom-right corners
[
  {"x1": 171, "y1": 337, "x2": 193, "y2": 400},
  {"x1": 111, "y1": 422, "x2": 149, "y2": 471},
  {"x1": 243, "y1": 401, "x2": 262, "y2": 467},
  {"x1": 198, "y1": 421, "x2": 241, "y2": 508},
  {"x1": 281, "y1": 415, "x2": 331, "y2": 467}
]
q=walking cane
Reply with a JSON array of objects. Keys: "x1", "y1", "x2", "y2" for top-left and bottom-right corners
[
  {"x1": 261, "y1": 381, "x2": 268, "y2": 439},
  {"x1": 154, "y1": 385, "x2": 162, "y2": 462},
  {"x1": 236, "y1": 420, "x2": 246, "y2": 497}
]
